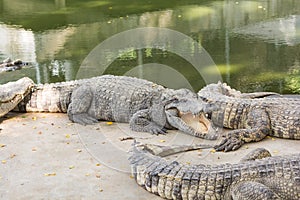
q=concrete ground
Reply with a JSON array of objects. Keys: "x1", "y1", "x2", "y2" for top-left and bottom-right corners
[{"x1": 0, "y1": 112, "x2": 299, "y2": 200}]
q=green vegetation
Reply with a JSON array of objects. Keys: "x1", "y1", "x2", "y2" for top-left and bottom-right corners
[
  {"x1": 285, "y1": 65, "x2": 300, "y2": 93},
  {"x1": 0, "y1": 0, "x2": 213, "y2": 31}
]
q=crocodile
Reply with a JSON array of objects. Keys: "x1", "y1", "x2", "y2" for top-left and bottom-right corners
[
  {"x1": 0, "y1": 58, "x2": 30, "y2": 72},
  {"x1": 0, "y1": 75, "x2": 216, "y2": 138},
  {"x1": 0, "y1": 77, "x2": 35, "y2": 117},
  {"x1": 197, "y1": 82, "x2": 300, "y2": 151},
  {"x1": 129, "y1": 142, "x2": 300, "y2": 200}
]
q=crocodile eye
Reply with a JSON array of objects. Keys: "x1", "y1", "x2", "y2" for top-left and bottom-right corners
[
  {"x1": 199, "y1": 96, "x2": 209, "y2": 102},
  {"x1": 205, "y1": 113, "x2": 212, "y2": 119},
  {"x1": 171, "y1": 97, "x2": 179, "y2": 102}
]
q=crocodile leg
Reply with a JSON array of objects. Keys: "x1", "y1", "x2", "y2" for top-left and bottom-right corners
[
  {"x1": 215, "y1": 107, "x2": 271, "y2": 151},
  {"x1": 231, "y1": 181, "x2": 281, "y2": 200},
  {"x1": 67, "y1": 85, "x2": 98, "y2": 125},
  {"x1": 129, "y1": 109, "x2": 167, "y2": 134}
]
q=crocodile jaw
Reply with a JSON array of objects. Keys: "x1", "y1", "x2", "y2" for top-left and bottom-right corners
[
  {"x1": 165, "y1": 107, "x2": 217, "y2": 139},
  {"x1": 179, "y1": 112, "x2": 210, "y2": 134},
  {"x1": 0, "y1": 77, "x2": 34, "y2": 117}
]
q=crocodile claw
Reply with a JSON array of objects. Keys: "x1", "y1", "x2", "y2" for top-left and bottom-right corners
[
  {"x1": 150, "y1": 126, "x2": 167, "y2": 135},
  {"x1": 214, "y1": 134, "x2": 244, "y2": 152}
]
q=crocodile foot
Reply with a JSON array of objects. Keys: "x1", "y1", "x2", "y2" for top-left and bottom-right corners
[
  {"x1": 69, "y1": 113, "x2": 98, "y2": 125},
  {"x1": 138, "y1": 123, "x2": 167, "y2": 135},
  {"x1": 214, "y1": 132, "x2": 245, "y2": 152}
]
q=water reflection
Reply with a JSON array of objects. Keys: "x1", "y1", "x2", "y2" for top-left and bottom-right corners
[
  {"x1": 233, "y1": 15, "x2": 300, "y2": 46},
  {"x1": 0, "y1": 24, "x2": 36, "y2": 62},
  {"x1": 0, "y1": 0, "x2": 299, "y2": 93}
]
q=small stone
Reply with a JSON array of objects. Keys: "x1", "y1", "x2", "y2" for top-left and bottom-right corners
[{"x1": 10, "y1": 154, "x2": 16, "y2": 158}]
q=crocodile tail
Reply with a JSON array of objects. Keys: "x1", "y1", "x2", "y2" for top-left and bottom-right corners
[
  {"x1": 24, "y1": 80, "x2": 82, "y2": 113},
  {"x1": 128, "y1": 143, "x2": 182, "y2": 198},
  {"x1": 128, "y1": 142, "x2": 210, "y2": 200}
]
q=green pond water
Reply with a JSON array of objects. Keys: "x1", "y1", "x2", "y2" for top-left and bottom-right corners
[{"x1": 0, "y1": 0, "x2": 300, "y2": 93}]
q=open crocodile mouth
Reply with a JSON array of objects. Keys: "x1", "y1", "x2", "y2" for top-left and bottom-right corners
[{"x1": 179, "y1": 112, "x2": 211, "y2": 134}]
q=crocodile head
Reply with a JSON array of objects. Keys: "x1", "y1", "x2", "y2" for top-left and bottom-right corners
[
  {"x1": 164, "y1": 88, "x2": 218, "y2": 139},
  {"x1": 0, "y1": 77, "x2": 35, "y2": 117}
]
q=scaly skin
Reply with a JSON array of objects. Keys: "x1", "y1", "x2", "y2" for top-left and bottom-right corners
[
  {"x1": 2, "y1": 75, "x2": 217, "y2": 138},
  {"x1": 0, "y1": 77, "x2": 34, "y2": 117},
  {"x1": 129, "y1": 142, "x2": 300, "y2": 200},
  {"x1": 197, "y1": 82, "x2": 300, "y2": 151}
]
